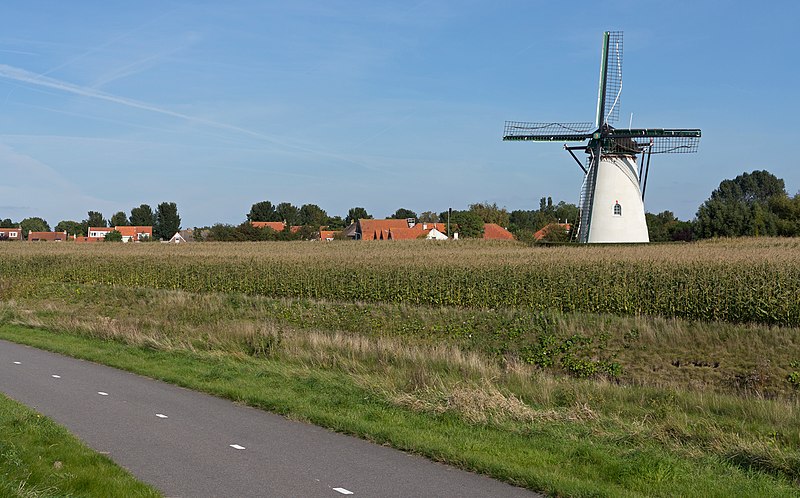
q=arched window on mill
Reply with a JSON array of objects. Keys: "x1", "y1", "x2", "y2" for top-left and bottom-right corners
[{"x1": 613, "y1": 201, "x2": 622, "y2": 216}]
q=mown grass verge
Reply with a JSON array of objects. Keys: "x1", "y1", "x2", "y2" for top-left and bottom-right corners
[
  {"x1": 0, "y1": 390, "x2": 160, "y2": 498},
  {"x1": 1, "y1": 324, "x2": 797, "y2": 497}
]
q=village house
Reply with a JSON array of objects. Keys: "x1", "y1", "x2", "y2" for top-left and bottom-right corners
[
  {"x1": 250, "y1": 221, "x2": 286, "y2": 231},
  {"x1": 318, "y1": 227, "x2": 338, "y2": 241},
  {"x1": 87, "y1": 227, "x2": 113, "y2": 239},
  {"x1": 115, "y1": 226, "x2": 153, "y2": 242},
  {"x1": 250, "y1": 221, "x2": 305, "y2": 234},
  {"x1": 27, "y1": 231, "x2": 69, "y2": 242},
  {"x1": 341, "y1": 218, "x2": 516, "y2": 241},
  {"x1": 0, "y1": 227, "x2": 22, "y2": 241},
  {"x1": 482, "y1": 223, "x2": 515, "y2": 240},
  {"x1": 76, "y1": 226, "x2": 153, "y2": 243}
]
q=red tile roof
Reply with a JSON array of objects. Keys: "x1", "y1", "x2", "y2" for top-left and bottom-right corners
[
  {"x1": 358, "y1": 219, "x2": 411, "y2": 240},
  {"x1": 387, "y1": 227, "x2": 427, "y2": 240},
  {"x1": 410, "y1": 222, "x2": 446, "y2": 232},
  {"x1": 533, "y1": 223, "x2": 571, "y2": 240},
  {"x1": 27, "y1": 231, "x2": 68, "y2": 242},
  {"x1": 482, "y1": 223, "x2": 515, "y2": 240},
  {"x1": 115, "y1": 226, "x2": 153, "y2": 238},
  {"x1": 251, "y1": 221, "x2": 285, "y2": 231}
]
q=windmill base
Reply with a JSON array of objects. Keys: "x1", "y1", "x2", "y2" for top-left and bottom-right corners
[{"x1": 585, "y1": 155, "x2": 649, "y2": 243}]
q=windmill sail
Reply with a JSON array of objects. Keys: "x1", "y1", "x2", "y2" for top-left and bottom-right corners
[{"x1": 595, "y1": 31, "x2": 623, "y2": 127}]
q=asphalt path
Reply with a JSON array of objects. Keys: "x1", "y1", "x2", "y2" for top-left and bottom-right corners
[{"x1": 0, "y1": 340, "x2": 539, "y2": 497}]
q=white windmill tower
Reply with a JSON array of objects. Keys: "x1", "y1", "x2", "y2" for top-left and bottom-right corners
[{"x1": 504, "y1": 31, "x2": 701, "y2": 243}]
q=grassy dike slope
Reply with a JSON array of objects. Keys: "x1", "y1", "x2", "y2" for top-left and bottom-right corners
[{"x1": 0, "y1": 321, "x2": 797, "y2": 497}]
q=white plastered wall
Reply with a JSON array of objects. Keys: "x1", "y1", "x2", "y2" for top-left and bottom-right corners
[{"x1": 587, "y1": 155, "x2": 649, "y2": 243}]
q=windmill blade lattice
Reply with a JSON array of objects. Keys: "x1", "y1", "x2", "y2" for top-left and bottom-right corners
[
  {"x1": 503, "y1": 121, "x2": 594, "y2": 141},
  {"x1": 602, "y1": 31, "x2": 623, "y2": 125},
  {"x1": 604, "y1": 128, "x2": 701, "y2": 154}
]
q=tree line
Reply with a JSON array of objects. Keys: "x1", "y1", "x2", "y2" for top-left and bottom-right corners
[
  {"x1": 4, "y1": 170, "x2": 798, "y2": 243},
  {"x1": 1, "y1": 202, "x2": 181, "y2": 241},
  {"x1": 201, "y1": 202, "x2": 443, "y2": 241}
]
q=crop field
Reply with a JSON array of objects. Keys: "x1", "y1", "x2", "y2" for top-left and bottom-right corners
[
  {"x1": 1, "y1": 237, "x2": 799, "y2": 496},
  {"x1": 2, "y1": 237, "x2": 800, "y2": 325}
]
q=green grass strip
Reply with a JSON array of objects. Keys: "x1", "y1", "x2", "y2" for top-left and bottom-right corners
[
  {"x1": 0, "y1": 390, "x2": 160, "y2": 497},
  {"x1": 1, "y1": 324, "x2": 796, "y2": 497}
]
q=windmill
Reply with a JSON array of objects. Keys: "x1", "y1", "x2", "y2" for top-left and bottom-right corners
[{"x1": 503, "y1": 31, "x2": 701, "y2": 243}]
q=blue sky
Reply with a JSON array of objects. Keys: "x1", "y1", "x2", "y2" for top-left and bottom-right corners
[{"x1": 1, "y1": 1, "x2": 797, "y2": 228}]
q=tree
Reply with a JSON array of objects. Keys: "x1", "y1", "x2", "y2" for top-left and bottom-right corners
[
  {"x1": 55, "y1": 220, "x2": 84, "y2": 237},
  {"x1": 509, "y1": 198, "x2": 579, "y2": 236},
  {"x1": 539, "y1": 224, "x2": 571, "y2": 243},
  {"x1": 553, "y1": 201, "x2": 579, "y2": 225},
  {"x1": 509, "y1": 209, "x2": 538, "y2": 232},
  {"x1": 154, "y1": 202, "x2": 181, "y2": 240},
  {"x1": 0, "y1": 218, "x2": 15, "y2": 228},
  {"x1": 346, "y1": 207, "x2": 372, "y2": 225},
  {"x1": 275, "y1": 202, "x2": 300, "y2": 225},
  {"x1": 104, "y1": 230, "x2": 123, "y2": 242},
  {"x1": 389, "y1": 208, "x2": 417, "y2": 220},
  {"x1": 469, "y1": 202, "x2": 510, "y2": 227},
  {"x1": 326, "y1": 216, "x2": 346, "y2": 230},
  {"x1": 646, "y1": 211, "x2": 694, "y2": 242},
  {"x1": 298, "y1": 204, "x2": 328, "y2": 227},
  {"x1": 441, "y1": 210, "x2": 483, "y2": 238},
  {"x1": 130, "y1": 204, "x2": 156, "y2": 226},
  {"x1": 206, "y1": 224, "x2": 241, "y2": 242},
  {"x1": 418, "y1": 211, "x2": 438, "y2": 223},
  {"x1": 80, "y1": 211, "x2": 106, "y2": 237},
  {"x1": 769, "y1": 192, "x2": 800, "y2": 236},
  {"x1": 20, "y1": 217, "x2": 50, "y2": 237},
  {"x1": 110, "y1": 211, "x2": 129, "y2": 227},
  {"x1": 247, "y1": 201, "x2": 280, "y2": 222},
  {"x1": 85, "y1": 211, "x2": 106, "y2": 228},
  {"x1": 695, "y1": 170, "x2": 786, "y2": 238}
]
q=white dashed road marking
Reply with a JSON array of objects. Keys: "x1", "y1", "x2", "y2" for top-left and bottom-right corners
[
  {"x1": 155, "y1": 413, "x2": 168, "y2": 419},
  {"x1": 13, "y1": 361, "x2": 21, "y2": 365},
  {"x1": 97, "y1": 392, "x2": 109, "y2": 396},
  {"x1": 51, "y1": 374, "x2": 61, "y2": 379},
  {"x1": 333, "y1": 488, "x2": 354, "y2": 495},
  {"x1": 229, "y1": 444, "x2": 246, "y2": 450}
]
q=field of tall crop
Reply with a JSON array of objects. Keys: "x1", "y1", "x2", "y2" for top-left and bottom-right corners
[{"x1": 2, "y1": 237, "x2": 800, "y2": 325}]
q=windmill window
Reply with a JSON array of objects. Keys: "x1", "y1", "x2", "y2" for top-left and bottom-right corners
[{"x1": 613, "y1": 202, "x2": 622, "y2": 216}]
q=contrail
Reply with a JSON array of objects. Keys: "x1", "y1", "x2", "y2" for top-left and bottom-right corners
[
  {"x1": 0, "y1": 63, "x2": 326, "y2": 154},
  {"x1": 0, "y1": 63, "x2": 390, "y2": 173}
]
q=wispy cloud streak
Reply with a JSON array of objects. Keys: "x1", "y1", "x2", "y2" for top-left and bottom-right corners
[{"x1": 0, "y1": 63, "x2": 387, "y2": 173}]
